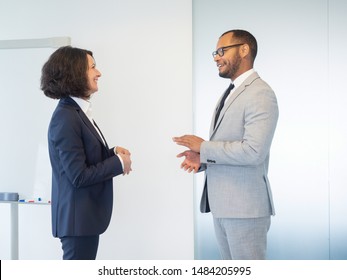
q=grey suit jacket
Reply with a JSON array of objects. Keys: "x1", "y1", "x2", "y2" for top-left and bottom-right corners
[{"x1": 200, "y1": 72, "x2": 278, "y2": 218}]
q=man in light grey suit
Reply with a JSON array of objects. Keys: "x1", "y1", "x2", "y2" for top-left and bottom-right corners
[{"x1": 173, "y1": 29, "x2": 278, "y2": 259}]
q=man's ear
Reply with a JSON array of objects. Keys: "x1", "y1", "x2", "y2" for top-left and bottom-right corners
[{"x1": 240, "y1": 44, "x2": 250, "y2": 58}]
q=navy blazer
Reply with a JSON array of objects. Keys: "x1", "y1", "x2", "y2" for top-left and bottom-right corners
[{"x1": 48, "y1": 97, "x2": 123, "y2": 237}]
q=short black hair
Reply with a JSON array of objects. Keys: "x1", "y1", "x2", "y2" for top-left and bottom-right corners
[
  {"x1": 220, "y1": 29, "x2": 257, "y2": 61},
  {"x1": 41, "y1": 46, "x2": 93, "y2": 99}
]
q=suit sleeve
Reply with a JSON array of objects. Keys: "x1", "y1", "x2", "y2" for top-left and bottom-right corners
[
  {"x1": 49, "y1": 108, "x2": 123, "y2": 188},
  {"x1": 200, "y1": 87, "x2": 279, "y2": 166}
]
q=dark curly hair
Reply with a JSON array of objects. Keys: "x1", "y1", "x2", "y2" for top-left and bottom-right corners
[
  {"x1": 41, "y1": 46, "x2": 93, "y2": 99},
  {"x1": 220, "y1": 29, "x2": 258, "y2": 63}
]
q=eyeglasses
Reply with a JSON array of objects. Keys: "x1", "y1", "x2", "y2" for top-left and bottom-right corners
[{"x1": 212, "y1": 43, "x2": 245, "y2": 58}]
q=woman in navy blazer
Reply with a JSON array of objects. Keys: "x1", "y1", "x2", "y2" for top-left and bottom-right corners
[{"x1": 41, "y1": 46, "x2": 132, "y2": 260}]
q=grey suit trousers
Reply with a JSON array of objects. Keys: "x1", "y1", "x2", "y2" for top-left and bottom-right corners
[{"x1": 213, "y1": 216, "x2": 271, "y2": 260}]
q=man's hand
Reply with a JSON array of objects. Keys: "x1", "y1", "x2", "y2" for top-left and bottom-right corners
[
  {"x1": 172, "y1": 135, "x2": 204, "y2": 153},
  {"x1": 176, "y1": 150, "x2": 201, "y2": 173}
]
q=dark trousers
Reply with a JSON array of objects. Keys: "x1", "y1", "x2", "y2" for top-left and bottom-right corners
[{"x1": 60, "y1": 235, "x2": 99, "y2": 260}]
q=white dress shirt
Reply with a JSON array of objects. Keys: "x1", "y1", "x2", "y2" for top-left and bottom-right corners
[{"x1": 226, "y1": 68, "x2": 255, "y2": 103}]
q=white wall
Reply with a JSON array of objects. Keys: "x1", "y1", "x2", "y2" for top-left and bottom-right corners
[
  {"x1": 329, "y1": 0, "x2": 347, "y2": 259},
  {"x1": 0, "y1": 0, "x2": 193, "y2": 259},
  {"x1": 193, "y1": 0, "x2": 347, "y2": 259}
]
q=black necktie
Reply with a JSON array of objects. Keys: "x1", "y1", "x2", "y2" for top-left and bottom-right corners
[{"x1": 214, "y1": 83, "x2": 234, "y2": 128}]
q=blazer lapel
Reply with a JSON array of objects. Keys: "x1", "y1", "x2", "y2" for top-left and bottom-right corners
[
  {"x1": 210, "y1": 72, "x2": 260, "y2": 138},
  {"x1": 92, "y1": 120, "x2": 109, "y2": 149},
  {"x1": 62, "y1": 97, "x2": 107, "y2": 148},
  {"x1": 79, "y1": 111, "x2": 109, "y2": 149}
]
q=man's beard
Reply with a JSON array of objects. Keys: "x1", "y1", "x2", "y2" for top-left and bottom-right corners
[{"x1": 219, "y1": 55, "x2": 241, "y2": 79}]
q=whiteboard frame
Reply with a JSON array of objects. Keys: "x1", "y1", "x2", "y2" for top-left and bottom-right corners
[{"x1": 0, "y1": 37, "x2": 71, "y2": 49}]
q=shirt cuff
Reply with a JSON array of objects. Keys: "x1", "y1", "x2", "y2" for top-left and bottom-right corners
[
  {"x1": 114, "y1": 147, "x2": 124, "y2": 171},
  {"x1": 116, "y1": 154, "x2": 124, "y2": 171}
]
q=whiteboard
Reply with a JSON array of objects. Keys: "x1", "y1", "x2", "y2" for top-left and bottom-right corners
[{"x1": 0, "y1": 47, "x2": 59, "y2": 201}]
